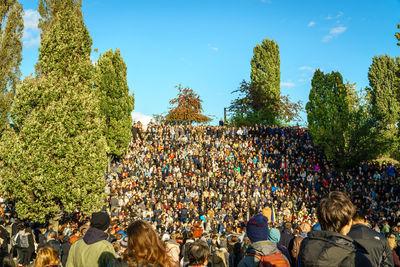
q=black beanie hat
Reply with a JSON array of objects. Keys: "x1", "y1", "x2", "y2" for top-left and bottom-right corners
[{"x1": 90, "y1": 212, "x2": 110, "y2": 231}]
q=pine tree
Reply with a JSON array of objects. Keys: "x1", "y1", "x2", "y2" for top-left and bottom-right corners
[
  {"x1": 0, "y1": 0, "x2": 107, "y2": 222},
  {"x1": 0, "y1": 0, "x2": 23, "y2": 133},
  {"x1": 94, "y1": 49, "x2": 134, "y2": 158},
  {"x1": 396, "y1": 24, "x2": 400, "y2": 46},
  {"x1": 250, "y1": 38, "x2": 280, "y2": 121}
]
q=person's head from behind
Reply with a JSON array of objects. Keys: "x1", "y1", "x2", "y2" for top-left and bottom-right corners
[
  {"x1": 387, "y1": 234, "x2": 397, "y2": 250},
  {"x1": 124, "y1": 220, "x2": 172, "y2": 267},
  {"x1": 246, "y1": 213, "x2": 269, "y2": 243},
  {"x1": 187, "y1": 240, "x2": 210, "y2": 266},
  {"x1": 317, "y1": 191, "x2": 355, "y2": 235},
  {"x1": 352, "y1": 209, "x2": 369, "y2": 225},
  {"x1": 35, "y1": 247, "x2": 60, "y2": 267}
]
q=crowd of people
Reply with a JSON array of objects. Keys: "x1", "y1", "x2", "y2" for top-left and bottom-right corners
[{"x1": 0, "y1": 123, "x2": 399, "y2": 266}]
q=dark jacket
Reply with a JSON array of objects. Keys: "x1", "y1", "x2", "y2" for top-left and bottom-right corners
[
  {"x1": 61, "y1": 235, "x2": 72, "y2": 267},
  {"x1": 298, "y1": 230, "x2": 372, "y2": 267},
  {"x1": 279, "y1": 228, "x2": 294, "y2": 249},
  {"x1": 347, "y1": 223, "x2": 394, "y2": 267}
]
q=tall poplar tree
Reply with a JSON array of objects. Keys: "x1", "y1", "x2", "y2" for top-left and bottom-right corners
[
  {"x1": 94, "y1": 49, "x2": 134, "y2": 158},
  {"x1": 0, "y1": 0, "x2": 107, "y2": 222},
  {"x1": 368, "y1": 56, "x2": 400, "y2": 127},
  {"x1": 367, "y1": 55, "x2": 400, "y2": 158},
  {"x1": 250, "y1": 38, "x2": 280, "y2": 121},
  {"x1": 0, "y1": 0, "x2": 23, "y2": 133}
]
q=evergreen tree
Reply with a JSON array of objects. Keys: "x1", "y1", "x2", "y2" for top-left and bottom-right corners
[
  {"x1": 396, "y1": 24, "x2": 400, "y2": 46},
  {"x1": 0, "y1": 0, "x2": 107, "y2": 222},
  {"x1": 250, "y1": 38, "x2": 280, "y2": 121},
  {"x1": 0, "y1": 0, "x2": 23, "y2": 133},
  {"x1": 94, "y1": 49, "x2": 134, "y2": 158}
]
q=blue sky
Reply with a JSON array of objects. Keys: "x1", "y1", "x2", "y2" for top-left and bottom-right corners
[{"x1": 20, "y1": 0, "x2": 400, "y2": 125}]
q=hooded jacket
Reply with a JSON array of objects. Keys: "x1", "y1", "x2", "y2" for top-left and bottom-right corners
[
  {"x1": 298, "y1": 230, "x2": 372, "y2": 267},
  {"x1": 348, "y1": 223, "x2": 394, "y2": 267},
  {"x1": 238, "y1": 240, "x2": 290, "y2": 267},
  {"x1": 66, "y1": 227, "x2": 115, "y2": 267}
]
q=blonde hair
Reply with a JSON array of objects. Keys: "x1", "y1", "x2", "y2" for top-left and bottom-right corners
[
  {"x1": 387, "y1": 234, "x2": 397, "y2": 250},
  {"x1": 35, "y1": 247, "x2": 60, "y2": 267}
]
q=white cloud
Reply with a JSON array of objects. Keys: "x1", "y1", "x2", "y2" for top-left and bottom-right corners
[
  {"x1": 208, "y1": 44, "x2": 219, "y2": 52},
  {"x1": 131, "y1": 112, "x2": 154, "y2": 125},
  {"x1": 22, "y1": 9, "x2": 40, "y2": 47},
  {"x1": 281, "y1": 82, "x2": 295, "y2": 88},
  {"x1": 299, "y1": 66, "x2": 314, "y2": 72},
  {"x1": 336, "y1": 11, "x2": 344, "y2": 18},
  {"x1": 307, "y1": 21, "x2": 315, "y2": 27},
  {"x1": 322, "y1": 26, "x2": 347, "y2": 42},
  {"x1": 325, "y1": 15, "x2": 332, "y2": 20}
]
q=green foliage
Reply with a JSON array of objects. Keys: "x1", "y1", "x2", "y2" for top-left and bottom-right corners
[
  {"x1": 396, "y1": 24, "x2": 400, "y2": 46},
  {"x1": 250, "y1": 38, "x2": 280, "y2": 119},
  {"x1": 367, "y1": 55, "x2": 400, "y2": 161},
  {"x1": 0, "y1": 0, "x2": 107, "y2": 222},
  {"x1": 0, "y1": 0, "x2": 23, "y2": 133},
  {"x1": 306, "y1": 70, "x2": 382, "y2": 169},
  {"x1": 166, "y1": 84, "x2": 211, "y2": 124},
  {"x1": 228, "y1": 80, "x2": 303, "y2": 126},
  {"x1": 368, "y1": 55, "x2": 400, "y2": 125},
  {"x1": 94, "y1": 49, "x2": 134, "y2": 157}
]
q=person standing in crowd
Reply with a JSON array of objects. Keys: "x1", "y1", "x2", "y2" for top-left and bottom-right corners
[
  {"x1": 387, "y1": 234, "x2": 400, "y2": 266},
  {"x1": 268, "y1": 228, "x2": 292, "y2": 266},
  {"x1": 279, "y1": 223, "x2": 294, "y2": 250},
  {"x1": 347, "y1": 209, "x2": 394, "y2": 267},
  {"x1": 186, "y1": 240, "x2": 210, "y2": 267},
  {"x1": 107, "y1": 220, "x2": 173, "y2": 267},
  {"x1": 34, "y1": 247, "x2": 60, "y2": 267},
  {"x1": 289, "y1": 223, "x2": 311, "y2": 265},
  {"x1": 0, "y1": 217, "x2": 10, "y2": 266},
  {"x1": 44, "y1": 231, "x2": 62, "y2": 258},
  {"x1": 66, "y1": 212, "x2": 115, "y2": 267},
  {"x1": 238, "y1": 214, "x2": 289, "y2": 267},
  {"x1": 14, "y1": 224, "x2": 33, "y2": 267},
  {"x1": 298, "y1": 191, "x2": 372, "y2": 267}
]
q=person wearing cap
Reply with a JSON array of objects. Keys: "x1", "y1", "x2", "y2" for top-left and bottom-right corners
[
  {"x1": 268, "y1": 228, "x2": 292, "y2": 266},
  {"x1": 66, "y1": 212, "x2": 116, "y2": 267},
  {"x1": 347, "y1": 209, "x2": 394, "y2": 267},
  {"x1": 238, "y1": 214, "x2": 289, "y2": 267}
]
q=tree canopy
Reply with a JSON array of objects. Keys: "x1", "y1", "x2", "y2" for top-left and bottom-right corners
[
  {"x1": 250, "y1": 38, "x2": 281, "y2": 119},
  {"x1": 306, "y1": 70, "x2": 382, "y2": 169},
  {"x1": 94, "y1": 49, "x2": 135, "y2": 157},
  {"x1": 0, "y1": 0, "x2": 23, "y2": 133},
  {"x1": 0, "y1": 0, "x2": 107, "y2": 222},
  {"x1": 166, "y1": 85, "x2": 211, "y2": 124}
]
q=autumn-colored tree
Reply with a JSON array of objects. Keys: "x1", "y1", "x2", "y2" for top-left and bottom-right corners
[{"x1": 166, "y1": 85, "x2": 211, "y2": 124}]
